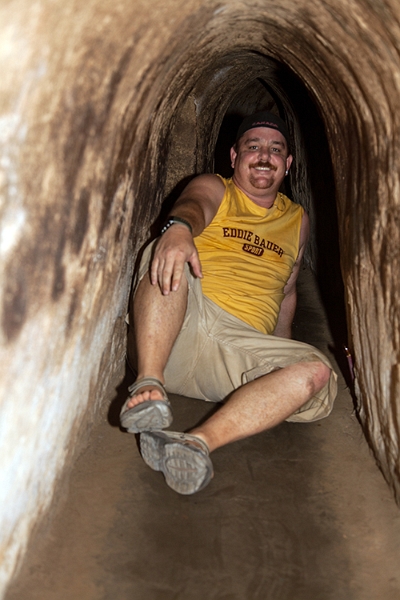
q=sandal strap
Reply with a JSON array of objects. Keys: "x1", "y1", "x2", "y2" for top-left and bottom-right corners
[
  {"x1": 128, "y1": 377, "x2": 167, "y2": 401},
  {"x1": 162, "y1": 431, "x2": 210, "y2": 456}
]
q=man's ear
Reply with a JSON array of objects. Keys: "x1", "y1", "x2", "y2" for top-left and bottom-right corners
[
  {"x1": 286, "y1": 154, "x2": 293, "y2": 171},
  {"x1": 230, "y1": 146, "x2": 237, "y2": 168}
]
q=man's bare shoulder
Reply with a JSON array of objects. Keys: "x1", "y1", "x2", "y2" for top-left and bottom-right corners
[
  {"x1": 174, "y1": 174, "x2": 226, "y2": 227},
  {"x1": 184, "y1": 173, "x2": 226, "y2": 197},
  {"x1": 299, "y1": 211, "x2": 310, "y2": 248},
  {"x1": 177, "y1": 174, "x2": 226, "y2": 213}
]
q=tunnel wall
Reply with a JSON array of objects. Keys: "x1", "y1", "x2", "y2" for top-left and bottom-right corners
[{"x1": 1, "y1": 0, "x2": 400, "y2": 594}]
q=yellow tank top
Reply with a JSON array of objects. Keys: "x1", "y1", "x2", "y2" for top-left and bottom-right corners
[{"x1": 194, "y1": 177, "x2": 304, "y2": 334}]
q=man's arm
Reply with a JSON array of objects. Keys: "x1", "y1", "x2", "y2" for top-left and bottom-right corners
[
  {"x1": 273, "y1": 211, "x2": 310, "y2": 339},
  {"x1": 151, "y1": 174, "x2": 225, "y2": 295}
]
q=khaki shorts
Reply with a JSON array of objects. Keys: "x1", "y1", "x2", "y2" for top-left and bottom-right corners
[{"x1": 128, "y1": 240, "x2": 337, "y2": 423}]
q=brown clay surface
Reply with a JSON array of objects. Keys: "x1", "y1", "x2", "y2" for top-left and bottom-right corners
[{"x1": 6, "y1": 268, "x2": 400, "y2": 600}]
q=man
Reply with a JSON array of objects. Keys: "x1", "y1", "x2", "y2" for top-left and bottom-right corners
[{"x1": 120, "y1": 111, "x2": 337, "y2": 495}]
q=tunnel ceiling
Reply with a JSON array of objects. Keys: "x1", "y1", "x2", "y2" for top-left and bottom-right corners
[{"x1": 1, "y1": 0, "x2": 400, "y2": 591}]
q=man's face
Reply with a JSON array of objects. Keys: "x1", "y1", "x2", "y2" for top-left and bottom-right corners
[{"x1": 230, "y1": 127, "x2": 292, "y2": 199}]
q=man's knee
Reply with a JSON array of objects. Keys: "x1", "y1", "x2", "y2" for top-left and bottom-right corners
[{"x1": 306, "y1": 360, "x2": 331, "y2": 395}]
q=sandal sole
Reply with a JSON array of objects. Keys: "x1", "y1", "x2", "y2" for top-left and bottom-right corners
[
  {"x1": 120, "y1": 401, "x2": 172, "y2": 433},
  {"x1": 140, "y1": 431, "x2": 213, "y2": 495}
]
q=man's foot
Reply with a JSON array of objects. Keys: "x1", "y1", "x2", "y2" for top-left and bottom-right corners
[
  {"x1": 140, "y1": 430, "x2": 214, "y2": 495},
  {"x1": 120, "y1": 377, "x2": 173, "y2": 433}
]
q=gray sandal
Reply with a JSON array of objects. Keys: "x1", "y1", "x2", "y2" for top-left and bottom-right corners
[
  {"x1": 140, "y1": 430, "x2": 213, "y2": 495},
  {"x1": 120, "y1": 377, "x2": 173, "y2": 433}
]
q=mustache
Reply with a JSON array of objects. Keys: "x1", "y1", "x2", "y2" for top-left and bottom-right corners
[{"x1": 249, "y1": 161, "x2": 277, "y2": 171}]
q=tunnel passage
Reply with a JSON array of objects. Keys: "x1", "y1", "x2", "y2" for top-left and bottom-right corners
[{"x1": 1, "y1": 0, "x2": 400, "y2": 594}]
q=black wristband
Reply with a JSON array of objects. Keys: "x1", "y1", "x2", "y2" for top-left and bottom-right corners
[{"x1": 160, "y1": 216, "x2": 193, "y2": 235}]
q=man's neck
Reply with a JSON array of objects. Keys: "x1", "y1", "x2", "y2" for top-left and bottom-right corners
[{"x1": 231, "y1": 176, "x2": 278, "y2": 209}]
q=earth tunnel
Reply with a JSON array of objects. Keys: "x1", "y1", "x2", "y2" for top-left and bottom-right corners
[{"x1": 1, "y1": 0, "x2": 400, "y2": 594}]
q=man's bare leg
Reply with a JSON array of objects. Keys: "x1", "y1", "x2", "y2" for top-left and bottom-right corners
[
  {"x1": 189, "y1": 361, "x2": 331, "y2": 451},
  {"x1": 124, "y1": 273, "x2": 187, "y2": 409},
  {"x1": 139, "y1": 360, "x2": 331, "y2": 495}
]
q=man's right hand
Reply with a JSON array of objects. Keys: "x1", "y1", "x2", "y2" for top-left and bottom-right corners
[
  {"x1": 149, "y1": 174, "x2": 225, "y2": 295},
  {"x1": 150, "y1": 225, "x2": 202, "y2": 295}
]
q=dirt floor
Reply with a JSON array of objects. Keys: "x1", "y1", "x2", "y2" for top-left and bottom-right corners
[{"x1": 6, "y1": 267, "x2": 400, "y2": 600}]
